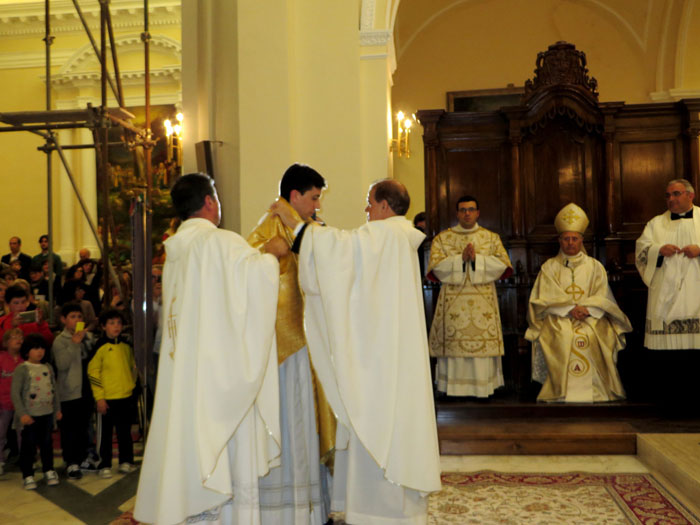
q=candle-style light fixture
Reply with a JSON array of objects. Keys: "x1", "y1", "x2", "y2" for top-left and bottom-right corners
[
  {"x1": 391, "y1": 111, "x2": 417, "y2": 158},
  {"x1": 164, "y1": 112, "x2": 183, "y2": 167}
]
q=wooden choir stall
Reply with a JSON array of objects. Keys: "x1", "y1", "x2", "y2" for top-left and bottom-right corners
[{"x1": 417, "y1": 41, "x2": 700, "y2": 403}]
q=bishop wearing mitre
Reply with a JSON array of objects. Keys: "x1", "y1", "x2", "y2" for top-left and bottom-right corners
[{"x1": 525, "y1": 203, "x2": 632, "y2": 402}]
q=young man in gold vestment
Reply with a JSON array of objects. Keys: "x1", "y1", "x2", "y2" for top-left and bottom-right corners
[
  {"x1": 247, "y1": 164, "x2": 334, "y2": 524},
  {"x1": 526, "y1": 203, "x2": 632, "y2": 403},
  {"x1": 428, "y1": 195, "x2": 512, "y2": 398}
]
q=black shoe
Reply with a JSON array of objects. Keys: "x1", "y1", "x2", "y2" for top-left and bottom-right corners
[{"x1": 67, "y1": 464, "x2": 83, "y2": 479}]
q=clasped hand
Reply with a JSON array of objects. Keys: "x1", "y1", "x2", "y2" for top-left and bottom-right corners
[
  {"x1": 660, "y1": 244, "x2": 700, "y2": 258},
  {"x1": 462, "y1": 243, "x2": 476, "y2": 262},
  {"x1": 569, "y1": 305, "x2": 590, "y2": 321}
]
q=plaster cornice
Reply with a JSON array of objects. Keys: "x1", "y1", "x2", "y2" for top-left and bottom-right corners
[
  {"x1": 50, "y1": 65, "x2": 181, "y2": 87},
  {"x1": 360, "y1": 30, "x2": 391, "y2": 47}
]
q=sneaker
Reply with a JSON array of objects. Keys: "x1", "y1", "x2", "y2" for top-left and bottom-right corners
[
  {"x1": 118, "y1": 462, "x2": 137, "y2": 474},
  {"x1": 23, "y1": 476, "x2": 37, "y2": 490},
  {"x1": 80, "y1": 458, "x2": 99, "y2": 473},
  {"x1": 45, "y1": 470, "x2": 59, "y2": 486},
  {"x1": 99, "y1": 467, "x2": 112, "y2": 479},
  {"x1": 67, "y1": 464, "x2": 83, "y2": 480}
]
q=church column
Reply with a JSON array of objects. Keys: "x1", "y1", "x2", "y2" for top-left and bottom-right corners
[
  {"x1": 56, "y1": 129, "x2": 76, "y2": 264},
  {"x1": 78, "y1": 127, "x2": 100, "y2": 260},
  {"x1": 359, "y1": 34, "x2": 393, "y2": 186}
]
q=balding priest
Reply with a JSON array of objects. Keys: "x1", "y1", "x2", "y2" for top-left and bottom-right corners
[
  {"x1": 525, "y1": 203, "x2": 632, "y2": 403},
  {"x1": 635, "y1": 178, "x2": 700, "y2": 403},
  {"x1": 272, "y1": 179, "x2": 441, "y2": 524}
]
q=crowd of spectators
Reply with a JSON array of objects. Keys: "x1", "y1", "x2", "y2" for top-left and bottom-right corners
[{"x1": 0, "y1": 233, "x2": 163, "y2": 490}]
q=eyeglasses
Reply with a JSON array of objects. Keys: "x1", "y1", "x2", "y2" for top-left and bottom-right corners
[
  {"x1": 666, "y1": 191, "x2": 688, "y2": 198},
  {"x1": 458, "y1": 207, "x2": 478, "y2": 213}
]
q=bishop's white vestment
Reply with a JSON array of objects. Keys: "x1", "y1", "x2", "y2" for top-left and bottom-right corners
[
  {"x1": 636, "y1": 207, "x2": 700, "y2": 349},
  {"x1": 428, "y1": 224, "x2": 512, "y2": 397},
  {"x1": 526, "y1": 251, "x2": 631, "y2": 402},
  {"x1": 297, "y1": 216, "x2": 442, "y2": 524},
  {"x1": 134, "y1": 218, "x2": 282, "y2": 525}
]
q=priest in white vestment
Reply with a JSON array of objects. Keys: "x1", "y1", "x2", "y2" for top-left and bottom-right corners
[
  {"x1": 526, "y1": 203, "x2": 632, "y2": 403},
  {"x1": 428, "y1": 195, "x2": 512, "y2": 397},
  {"x1": 247, "y1": 164, "x2": 334, "y2": 524},
  {"x1": 272, "y1": 179, "x2": 441, "y2": 524},
  {"x1": 635, "y1": 178, "x2": 700, "y2": 401},
  {"x1": 134, "y1": 174, "x2": 286, "y2": 525}
]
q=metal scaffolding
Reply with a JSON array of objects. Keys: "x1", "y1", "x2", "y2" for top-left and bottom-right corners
[{"x1": 0, "y1": 0, "x2": 156, "y2": 435}]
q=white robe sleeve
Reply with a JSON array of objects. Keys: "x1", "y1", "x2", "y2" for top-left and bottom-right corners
[
  {"x1": 468, "y1": 253, "x2": 508, "y2": 285},
  {"x1": 431, "y1": 253, "x2": 465, "y2": 284}
]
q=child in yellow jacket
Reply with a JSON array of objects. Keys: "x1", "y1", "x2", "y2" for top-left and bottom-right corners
[{"x1": 87, "y1": 309, "x2": 136, "y2": 478}]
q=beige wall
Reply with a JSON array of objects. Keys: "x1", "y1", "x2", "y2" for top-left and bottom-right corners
[
  {"x1": 391, "y1": 0, "x2": 700, "y2": 221},
  {"x1": 183, "y1": 0, "x2": 394, "y2": 234}
]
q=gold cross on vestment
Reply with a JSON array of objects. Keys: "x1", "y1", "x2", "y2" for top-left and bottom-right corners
[{"x1": 565, "y1": 282, "x2": 585, "y2": 302}]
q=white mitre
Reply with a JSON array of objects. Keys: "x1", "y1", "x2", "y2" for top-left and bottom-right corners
[{"x1": 554, "y1": 203, "x2": 589, "y2": 234}]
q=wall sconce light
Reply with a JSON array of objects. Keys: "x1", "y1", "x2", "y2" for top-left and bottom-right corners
[
  {"x1": 164, "y1": 112, "x2": 183, "y2": 167},
  {"x1": 391, "y1": 111, "x2": 417, "y2": 158}
]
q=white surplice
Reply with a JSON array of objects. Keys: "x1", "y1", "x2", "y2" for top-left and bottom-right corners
[
  {"x1": 297, "y1": 216, "x2": 442, "y2": 524},
  {"x1": 134, "y1": 218, "x2": 282, "y2": 525},
  {"x1": 636, "y1": 207, "x2": 700, "y2": 349}
]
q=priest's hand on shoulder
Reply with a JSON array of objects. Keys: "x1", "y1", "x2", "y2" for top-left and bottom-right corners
[
  {"x1": 569, "y1": 305, "x2": 590, "y2": 320},
  {"x1": 660, "y1": 244, "x2": 681, "y2": 257},
  {"x1": 680, "y1": 244, "x2": 700, "y2": 258},
  {"x1": 263, "y1": 236, "x2": 290, "y2": 259},
  {"x1": 270, "y1": 200, "x2": 301, "y2": 231}
]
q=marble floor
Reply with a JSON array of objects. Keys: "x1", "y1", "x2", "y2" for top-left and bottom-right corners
[{"x1": 1, "y1": 435, "x2": 699, "y2": 524}]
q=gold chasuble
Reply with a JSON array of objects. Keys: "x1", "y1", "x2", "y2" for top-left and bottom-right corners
[
  {"x1": 525, "y1": 252, "x2": 632, "y2": 402},
  {"x1": 247, "y1": 199, "x2": 336, "y2": 465},
  {"x1": 428, "y1": 225, "x2": 511, "y2": 358}
]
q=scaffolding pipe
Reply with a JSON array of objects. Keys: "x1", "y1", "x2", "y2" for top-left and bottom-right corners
[
  {"x1": 0, "y1": 123, "x2": 88, "y2": 132},
  {"x1": 71, "y1": 0, "x2": 121, "y2": 104},
  {"x1": 105, "y1": 6, "x2": 125, "y2": 107},
  {"x1": 44, "y1": 0, "x2": 56, "y2": 324},
  {"x1": 99, "y1": 0, "x2": 112, "y2": 306},
  {"x1": 140, "y1": 0, "x2": 154, "y2": 439}
]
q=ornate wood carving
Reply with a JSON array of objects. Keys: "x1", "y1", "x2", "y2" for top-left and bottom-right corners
[
  {"x1": 418, "y1": 41, "x2": 700, "y2": 399},
  {"x1": 523, "y1": 41, "x2": 598, "y2": 101}
]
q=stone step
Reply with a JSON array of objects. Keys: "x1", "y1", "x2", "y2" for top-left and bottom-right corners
[
  {"x1": 637, "y1": 434, "x2": 700, "y2": 507},
  {"x1": 436, "y1": 399, "x2": 662, "y2": 424},
  {"x1": 439, "y1": 420, "x2": 637, "y2": 455}
]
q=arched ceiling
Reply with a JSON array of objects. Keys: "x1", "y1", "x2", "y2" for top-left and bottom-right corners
[{"x1": 394, "y1": 0, "x2": 670, "y2": 59}]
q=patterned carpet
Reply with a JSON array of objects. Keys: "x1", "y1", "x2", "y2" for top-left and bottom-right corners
[
  {"x1": 430, "y1": 471, "x2": 700, "y2": 524},
  {"x1": 112, "y1": 471, "x2": 699, "y2": 525}
]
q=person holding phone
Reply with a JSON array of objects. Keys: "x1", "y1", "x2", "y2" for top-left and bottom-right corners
[
  {"x1": 0, "y1": 285, "x2": 53, "y2": 348},
  {"x1": 52, "y1": 303, "x2": 94, "y2": 479}
]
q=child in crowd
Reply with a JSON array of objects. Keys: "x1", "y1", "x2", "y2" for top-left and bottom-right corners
[
  {"x1": 53, "y1": 303, "x2": 94, "y2": 480},
  {"x1": 88, "y1": 309, "x2": 136, "y2": 478},
  {"x1": 0, "y1": 284, "x2": 54, "y2": 346},
  {"x1": 11, "y1": 334, "x2": 61, "y2": 490},
  {"x1": 0, "y1": 328, "x2": 23, "y2": 475}
]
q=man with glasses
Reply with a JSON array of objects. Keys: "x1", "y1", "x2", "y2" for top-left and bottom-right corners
[
  {"x1": 636, "y1": 178, "x2": 700, "y2": 403},
  {"x1": 428, "y1": 195, "x2": 512, "y2": 398}
]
